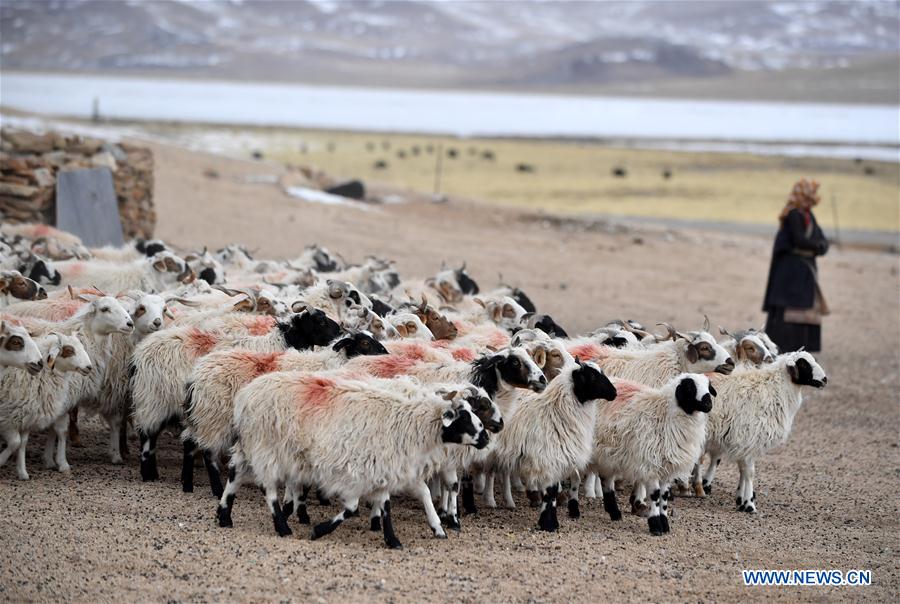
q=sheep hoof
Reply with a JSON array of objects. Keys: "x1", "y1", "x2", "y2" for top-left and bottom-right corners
[
  {"x1": 433, "y1": 529, "x2": 447, "y2": 539},
  {"x1": 110, "y1": 455, "x2": 124, "y2": 465},
  {"x1": 385, "y1": 539, "x2": 403, "y2": 550},
  {"x1": 296, "y1": 508, "x2": 310, "y2": 525},
  {"x1": 702, "y1": 482, "x2": 712, "y2": 496},
  {"x1": 370, "y1": 517, "x2": 381, "y2": 532},
  {"x1": 17, "y1": 471, "x2": 30, "y2": 481},
  {"x1": 693, "y1": 483, "x2": 706, "y2": 498},
  {"x1": 659, "y1": 515, "x2": 671, "y2": 533},
  {"x1": 567, "y1": 499, "x2": 580, "y2": 519},
  {"x1": 281, "y1": 501, "x2": 294, "y2": 517},
  {"x1": 216, "y1": 506, "x2": 233, "y2": 528},
  {"x1": 648, "y1": 516, "x2": 665, "y2": 536},
  {"x1": 57, "y1": 463, "x2": 70, "y2": 473}
]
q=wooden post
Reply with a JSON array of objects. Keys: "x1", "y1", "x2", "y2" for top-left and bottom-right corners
[
  {"x1": 433, "y1": 141, "x2": 444, "y2": 197},
  {"x1": 830, "y1": 192, "x2": 842, "y2": 249}
]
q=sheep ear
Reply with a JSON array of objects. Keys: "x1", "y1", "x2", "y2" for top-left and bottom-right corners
[
  {"x1": 708, "y1": 384, "x2": 717, "y2": 397},
  {"x1": 491, "y1": 304, "x2": 503, "y2": 323},
  {"x1": 395, "y1": 323, "x2": 408, "y2": 338},
  {"x1": 332, "y1": 338, "x2": 351, "y2": 352},
  {"x1": 164, "y1": 307, "x2": 176, "y2": 320},
  {"x1": 441, "y1": 390, "x2": 458, "y2": 401},
  {"x1": 77, "y1": 293, "x2": 99, "y2": 303},
  {"x1": 46, "y1": 344, "x2": 61, "y2": 370},
  {"x1": 532, "y1": 346, "x2": 547, "y2": 368},
  {"x1": 685, "y1": 343, "x2": 699, "y2": 363},
  {"x1": 291, "y1": 301, "x2": 307, "y2": 313},
  {"x1": 152, "y1": 259, "x2": 167, "y2": 272}
]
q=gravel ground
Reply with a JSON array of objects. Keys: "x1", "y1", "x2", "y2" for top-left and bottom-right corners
[{"x1": 2, "y1": 142, "x2": 898, "y2": 602}]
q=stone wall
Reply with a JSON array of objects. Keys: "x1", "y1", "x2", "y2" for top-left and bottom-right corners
[{"x1": 0, "y1": 129, "x2": 155, "y2": 239}]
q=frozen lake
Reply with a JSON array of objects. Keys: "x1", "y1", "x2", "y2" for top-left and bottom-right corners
[{"x1": 2, "y1": 72, "x2": 898, "y2": 158}]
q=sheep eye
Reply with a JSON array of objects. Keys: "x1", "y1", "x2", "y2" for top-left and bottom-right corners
[
  {"x1": 101, "y1": 307, "x2": 110, "y2": 313},
  {"x1": 510, "y1": 358, "x2": 519, "y2": 367},
  {"x1": 5, "y1": 336, "x2": 23, "y2": 351},
  {"x1": 134, "y1": 306, "x2": 146, "y2": 318},
  {"x1": 61, "y1": 345, "x2": 75, "y2": 358}
]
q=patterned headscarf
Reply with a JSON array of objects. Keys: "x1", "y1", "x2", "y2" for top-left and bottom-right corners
[{"x1": 779, "y1": 178, "x2": 820, "y2": 224}]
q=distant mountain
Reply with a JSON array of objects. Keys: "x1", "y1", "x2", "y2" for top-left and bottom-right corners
[{"x1": 1, "y1": 0, "x2": 897, "y2": 100}]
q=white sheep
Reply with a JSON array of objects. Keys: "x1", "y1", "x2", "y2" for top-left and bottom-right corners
[
  {"x1": 589, "y1": 373, "x2": 716, "y2": 534},
  {"x1": 130, "y1": 309, "x2": 341, "y2": 482},
  {"x1": 52, "y1": 251, "x2": 195, "y2": 292},
  {"x1": 0, "y1": 320, "x2": 43, "y2": 371},
  {"x1": 221, "y1": 372, "x2": 487, "y2": 548},
  {"x1": 490, "y1": 359, "x2": 618, "y2": 531},
  {"x1": 179, "y1": 332, "x2": 388, "y2": 496},
  {"x1": 695, "y1": 351, "x2": 827, "y2": 513},
  {"x1": 0, "y1": 333, "x2": 93, "y2": 479}
]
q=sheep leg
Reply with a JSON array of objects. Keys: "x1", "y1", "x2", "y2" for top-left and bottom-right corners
[
  {"x1": 473, "y1": 472, "x2": 485, "y2": 494},
  {"x1": 428, "y1": 476, "x2": 441, "y2": 500},
  {"x1": 216, "y1": 454, "x2": 247, "y2": 528},
  {"x1": 482, "y1": 472, "x2": 497, "y2": 508},
  {"x1": 647, "y1": 480, "x2": 665, "y2": 536},
  {"x1": 15, "y1": 432, "x2": 30, "y2": 480},
  {"x1": 118, "y1": 416, "x2": 129, "y2": 460},
  {"x1": 689, "y1": 463, "x2": 705, "y2": 498},
  {"x1": 310, "y1": 496, "x2": 359, "y2": 541},
  {"x1": 702, "y1": 454, "x2": 722, "y2": 496},
  {"x1": 68, "y1": 407, "x2": 82, "y2": 448},
  {"x1": 180, "y1": 438, "x2": 197, "y2": 493},
  {"x1": 139, "y1": 430, "x2": 160, "y2": 482},
  {"x1": 630, "y1": 482, "x2": 650, "y2": 517},
  {"x1": 567, "y1": 474, "x2": 581, "y2": 519},
  {"x1": 367, "y1": 491, "x2": 403, "y2": 549},
  {"x1": 440, "y1": 468, "x2": 461, "y2": 530},
  {"x1": 511, "y1": 473, "x2": 525, "y2": 492},
  {"x1": 584, "y1": 472, "x2": 598, "y2": 499},
  {"x1": 601, "y1": 477, "x2": 622, "y2": 521},
  {"x1": 659, "y1": 483, "x2": 672, "y2": 533},
  {"x1": 0, "y1": 429, "x2": 22, "y2": 470},
  {"x1": 737, "y1": 459, "x2": 757, "y2": 513},
  {"x1": 413, "y1": 479, "x2": 447, "y2": 538},
  {"x1": 537, "y1": 483, "x2": 560, "y2": 532},
  {"x1": 368, "y1": 499, "x2": 382, "y2": 532},
  {"x1": 263, "y1": 479, "x2": 292, "y2": 537},
  {"x1": 502, "y1": 472, "x2": 516, "y2": 509},
  {"x1": 202, "y1": 451, "x2": 223, "y2": 498},
  {"x1": 43, "y1": 430, "x2": 57, "y2": 469},
  {"x1": 106, "y1": 413, "x2": 124, "y2": 465},
  {"x1": 51, "y1": 415, "x2": 70, "y2": 473},
  {"x1": 461, "y1": 473, "x2": 477, "y2": 515}
]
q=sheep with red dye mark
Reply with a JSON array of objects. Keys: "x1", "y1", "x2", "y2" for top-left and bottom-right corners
[
  {"x1": 220, "y1": 372, "x2": 488, "y2": 548},
  {"x1": 587, "y1": 373, "x2": 715, "y2": 535},
  {"x1": 180, "y1": 332, "x2": 388, "y2": 496},
  {"x1": 130, "y1": 309, "x2": 341, "y2": 483}
]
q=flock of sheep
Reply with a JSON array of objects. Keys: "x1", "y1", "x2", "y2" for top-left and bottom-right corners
[{"x1": 1, "y1": 222, "x2": 827, "y2": 548}]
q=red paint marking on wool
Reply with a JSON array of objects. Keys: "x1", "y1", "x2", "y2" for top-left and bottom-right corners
[
  {"x1": 488, "y1": 329, "x2": 510, "y2": 350},
  {"x1": 453, "y1": 321, "x2": 471, "y2": 336},
  {"x1": 452, "y1": 347, "x2": 476, "y2": 362},
  {"x1": 33, "y1": 224, "x2": 53, "y2": 237},
  {"x1": 66, "y1": 263, "x2": 86, "y2": 278},
  {"x1": 612, "y1": 379, "x2": 647, "y2": 403},
  {"x1": 185, "y1": 329, "x2": 219, "y2": 357},
  {"x1": 431, "y1": 339, "x2": 451, "y2": 349},
  {"x1": 51, "y1": 300, "x2": 83, "y2": 321},
  {"x1": 369, "y1": 354, "x2": 420, "y2": 378},
  {"x1": 245, "y1": 315, "x2": 276, "y2": 336},
  {"x1": 300, "y1": 376, "x2": 335, "y2": 407},
  {"x1": 569, "y1": 343, "x2": 602, "y2": 361}
]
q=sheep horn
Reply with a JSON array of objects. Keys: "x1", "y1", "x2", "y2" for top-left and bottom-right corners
[
  {"x1": 718, "y1": 325, "x2": 734, "y2": 338},
  {"x1": 620, "y1": 320, "x2": 651, "y2": 339},
  {"x1": 460, "y1": 261, "x2": 466, "y2": 271},
  {"x1": 165, "y1": 296, "x2": 201, "y2": 307},
  {"x1": 702, "y1": 314, "x2": 711, "y2": 333},
  {"x1": 419, "y1": 294, "x2": 428, "y2": 312},
  {"x1": 655, "y1": 322, "x2": 679, "y2": 342}
]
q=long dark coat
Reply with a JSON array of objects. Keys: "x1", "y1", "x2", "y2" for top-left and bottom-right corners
[{"x1": 763, "y1": 208, "x2": 828, "y2": 312}]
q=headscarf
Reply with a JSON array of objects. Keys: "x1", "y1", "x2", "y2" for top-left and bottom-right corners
[{"x1": 779, "y1": 178, "x2": 820, "y2": 225}]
